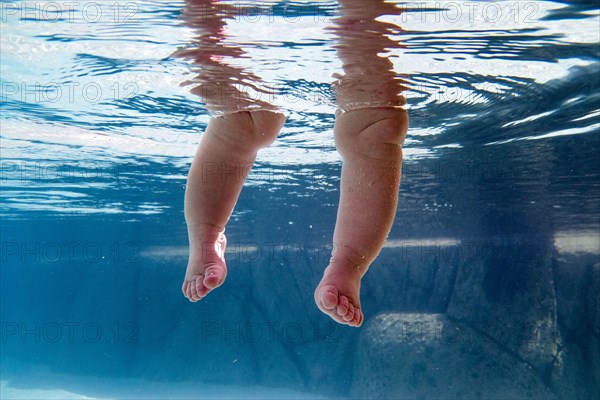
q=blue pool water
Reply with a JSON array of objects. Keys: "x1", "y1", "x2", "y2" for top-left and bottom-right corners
[{"x1": 1, "y1": 1, "x2": 599, "y2": 399}]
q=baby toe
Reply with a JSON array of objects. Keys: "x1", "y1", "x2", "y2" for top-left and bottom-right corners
[
  {"x1": 337, "y1": 295, "x2": 349, "y2": 316},
  {"x1": 318, "y1": 285, "x2": 339, "y2": 310},
  {"x1": 351, "y1": 309, "x2": 361, "y2": 326},
  {"x1": 190, "y1": 278, "x2": 201, "y2": 301},
  {"x1": 343, "y1": 303, "x2": 355, "y2": 321}
]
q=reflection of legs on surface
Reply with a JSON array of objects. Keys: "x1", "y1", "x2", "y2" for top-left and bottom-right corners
[
  {"x1": 182, "y1": 110, "x2": 285, "y2": 302},
  {"x1": 315, "y1": 107, "x2": 408, "y2": 326}
]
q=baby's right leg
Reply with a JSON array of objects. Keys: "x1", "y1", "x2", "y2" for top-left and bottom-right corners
[{"x1": 182, "y1": 110, "x2": 285, "y2": 302}]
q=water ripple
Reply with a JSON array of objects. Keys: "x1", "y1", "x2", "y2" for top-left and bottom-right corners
[{"x1": 1, "y1": 0, "x2": 598, "y2": 222}]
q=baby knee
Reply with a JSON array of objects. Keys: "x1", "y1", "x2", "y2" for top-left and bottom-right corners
[
  {"x1": 335, "y1": 108, "x2": 408, "y2": 163},
  {"x1": 246, "y1": 110, "x2": 286, "y2": 148},
  {"x1": 211, "y1": 110, "x2": 285, "y2": 150}
]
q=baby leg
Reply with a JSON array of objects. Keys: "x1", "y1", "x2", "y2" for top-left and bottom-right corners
[
  {"x1": 314, "y1": 107, "x2": 408, "y2": 326},
  {"x1": 182, "y1": 110, "x2": 285, "y2": 301}
]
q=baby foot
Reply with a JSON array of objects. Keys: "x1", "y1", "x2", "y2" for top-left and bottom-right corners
[
  {"x1": 182, "y1": 229, "x2": 227, "y2": 302},
  {"x1": 314, "y1": 248, "x2": 366, "y2": 327}
]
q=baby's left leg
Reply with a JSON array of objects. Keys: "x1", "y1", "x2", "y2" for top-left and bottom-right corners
[
  {"x1": 182, "y1": 110, "x2": 285, "y2": 301},
  {"x1": 314, "y1": 107, "x2": 408, "y2": 326}
]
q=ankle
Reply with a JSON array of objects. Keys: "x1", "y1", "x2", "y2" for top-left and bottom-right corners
[
  {"x1": 328, "y1": 244, "x2": 370, "y2": 278},
  {"x1": 188, "y1": 223, "x2": 225, "y2": 244}
]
